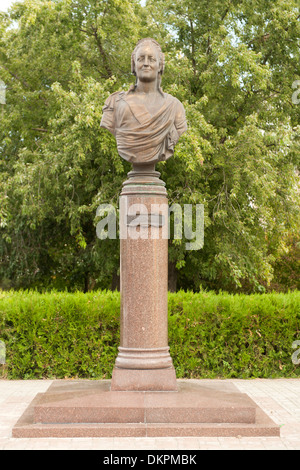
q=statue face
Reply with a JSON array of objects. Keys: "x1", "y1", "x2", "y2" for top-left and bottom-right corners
[{"x1": 135, "y1": 43, "x2": 161, "y2": 83}]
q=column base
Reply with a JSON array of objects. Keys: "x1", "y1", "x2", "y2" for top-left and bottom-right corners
[
  {"x1": 110, "y1": 366, "x2": 178, "y2": 391},
  {"x1": 114, "y1": 347, "x2": 174, "y2": 370}
]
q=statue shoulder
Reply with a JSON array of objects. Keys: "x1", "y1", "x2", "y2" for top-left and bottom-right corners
[
  {"x1": 163, "y1": 93, "x2": 187, "y2": 136},
  {"x1": 164, "y1": 93, "x2": 185, "y2": 109},
  {"x1": 101, "y1": 91, "x2": 126, "y2": 135}
]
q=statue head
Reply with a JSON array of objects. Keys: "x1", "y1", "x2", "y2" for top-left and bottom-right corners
[{"x1": 131, "y1": 38, "x2": 165, "y2": 88}]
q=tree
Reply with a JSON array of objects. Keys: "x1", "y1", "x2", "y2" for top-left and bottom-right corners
[
  {"x1": 146, "y1": 0, "x2": 300, "y2": 291},
  {"x1": 0, "y1": 0, "x2": 140, "y2": 290}
]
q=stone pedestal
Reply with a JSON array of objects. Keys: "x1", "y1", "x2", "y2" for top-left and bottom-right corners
[
  {"x1": 12, "y1": 379, "x2": 280, "y2": 438},
  {"x1": 111, "y1": 164, "x2": 177, "y2": 391},
  {"x1": 11, "y1": 169, "x2": 280, "y2": 440}
]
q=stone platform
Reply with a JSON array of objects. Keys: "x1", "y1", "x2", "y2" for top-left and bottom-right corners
[{"x1": 12, "y1": 379, "x2": 280, "y2": 438}]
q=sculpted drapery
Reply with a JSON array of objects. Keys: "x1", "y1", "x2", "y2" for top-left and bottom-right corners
[{"x1": 101, "y1": 89, "x2": 187, "y2": 164}]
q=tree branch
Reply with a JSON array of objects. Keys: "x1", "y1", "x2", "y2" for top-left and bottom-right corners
[
  {"x1": 189, "y1": 19, "x2": 197, "y2": 75},
  {"x1": 31, "y1": 128, "x2": 48, "y2": 133},
  {"x1": 221, "y1": 4, "x2": 231, "y2": 22},
  {"x1": 0, "y1": 64, "x2": 30, "y2": 89},
  {"x1": 248, "y1": 12, "x2": 299, "y2": 57}
]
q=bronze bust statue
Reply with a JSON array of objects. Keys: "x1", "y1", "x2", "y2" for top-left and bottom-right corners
[{"x1": 100, "y1": 38, "x2": 187, "y2": 166}]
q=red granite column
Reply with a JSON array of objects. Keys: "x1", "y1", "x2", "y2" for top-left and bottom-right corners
[{"x1": 110, "y1": 165, "x2": 177, "y2": 391}]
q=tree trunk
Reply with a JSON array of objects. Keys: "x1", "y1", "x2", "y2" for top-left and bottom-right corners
[
  {"x1": 111, "y1": 270, "x2": 120, "y2": 291},
  {"x1": 168, "y1": 261, "x2": 177, "y2": 292}
]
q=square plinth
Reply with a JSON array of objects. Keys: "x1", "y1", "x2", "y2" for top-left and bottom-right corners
[
  {"x1": 12, "y1": 379, "x2": 280, "y2": 438},
  {"x1": 110, "y1": 367, "x2": 178, "y2": 391}
]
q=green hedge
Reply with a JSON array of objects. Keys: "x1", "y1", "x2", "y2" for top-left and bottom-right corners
[{"x1": 0, "y1": 289, "x2": 300, "y2": 379}]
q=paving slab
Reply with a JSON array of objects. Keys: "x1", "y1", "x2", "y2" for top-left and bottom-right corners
[{"x1": 1, "y1": 378, "x2": 300, "y2": 449}]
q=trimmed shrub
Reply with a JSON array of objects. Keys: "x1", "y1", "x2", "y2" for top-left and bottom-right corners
[
  {"x1": 0, "y1": 289, "x2": 299, "y2": 379},
  {"x1": 168, "y1": 290, "x2": 300, "y2": 378},
  {"x1": 0, "y1": 290, "x2": 119, "y2": 379}
]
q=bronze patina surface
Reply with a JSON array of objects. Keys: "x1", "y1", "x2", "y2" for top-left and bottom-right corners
[{"x1": 100, "y1": 38, "x2": 187, "y2": 166}]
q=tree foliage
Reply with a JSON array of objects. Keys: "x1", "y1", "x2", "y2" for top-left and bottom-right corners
[{"x1": 0, "y1": 0, "x2": 299, "y2": 292}]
